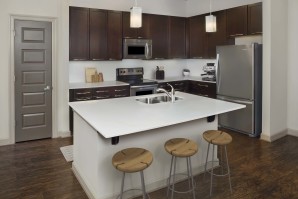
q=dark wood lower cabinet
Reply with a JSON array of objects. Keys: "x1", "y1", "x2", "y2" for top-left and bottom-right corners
[
  {"x1": 69, "y1": 85, "x2": 130, "y2": 132},
  {"x1": 158, "y1": 80, "x2": 216, "y2": 98}
]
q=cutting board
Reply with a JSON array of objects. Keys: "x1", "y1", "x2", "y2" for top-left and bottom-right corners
[{"x1": 85, "y1": 68, "x2": 97, "y2": 83}]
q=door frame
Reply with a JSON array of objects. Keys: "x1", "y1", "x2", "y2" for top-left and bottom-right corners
[{"x1": 9, "y1": 15, "x2": 58, "y2": 144}]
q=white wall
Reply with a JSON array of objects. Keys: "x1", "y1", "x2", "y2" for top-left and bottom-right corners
[
  {"x1": 261, "y1": 0, "x2": 288, "y2": 141},
  {"x1": 70, "y1": 0, "x2": 187, "y2": 17},
  {"x1": 0, "y1": 0, "x2": 70, "y2": 143},
  {"x1": 287, "y1": 0, "x2": 298, "y2": 134},
  {"x1": 186, "y1": 0, "x2": 262, "y2": 17}
]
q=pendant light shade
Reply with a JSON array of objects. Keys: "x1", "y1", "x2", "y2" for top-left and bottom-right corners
[
  {"x1": 205, "y1": 0, "x2": 216, "y2": 32},
  {"x1": 130, "y1": 0, "x2": 142, "y2": 28},
  {"x1": 205, "y1": 14, "x2": 216, "y2": 32}
]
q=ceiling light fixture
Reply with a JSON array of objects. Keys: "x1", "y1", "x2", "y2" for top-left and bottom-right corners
[
  {"x1": 130, "y1": 0, "x2": 142, "y2": 28},
  {"x1": 205, "y1": 0, "x2": 216, "y2": 32}
]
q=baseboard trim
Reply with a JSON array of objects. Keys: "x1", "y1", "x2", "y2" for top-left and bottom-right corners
[
  {"x1": 260, "y1": 129, "x2": 287, "y2": 142},
  {"x1": 59, "y1": 131, "x2": 71, "y2": 138},
  {"x1": 72, "y1": 161, "x2": 218, "y2": 199},
  {"x1": 0, "y1": 138, "x2": 12, "y2": 146},
  {"x1": 287, "y1": 129, "x2": 298, "y2": 137}
]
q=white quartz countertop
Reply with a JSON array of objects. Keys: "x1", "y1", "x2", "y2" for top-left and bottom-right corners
[
  {"x1": 69, "y1": 81, "x2": 129, "y2": 89},
  {"x1": 152, "y1": 76, "x2": 216, "y2": 84},
  {"x1": 69, "y1": 92, "x2": 245, "y2": 138}
]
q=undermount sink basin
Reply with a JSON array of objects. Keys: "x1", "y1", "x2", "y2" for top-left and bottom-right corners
[{"x1": 136, "y1": 95, "x2": 183, "y2": 104}]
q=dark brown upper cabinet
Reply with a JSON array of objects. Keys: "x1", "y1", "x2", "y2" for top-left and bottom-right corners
[
  {"x1": 107, "y1": 11, "x2": 123, "y2": 60},
  {"x1": 122, "y1": 12, "x2": 150, "y2": 39},
  {"x1": 206, "y1": 10, "x2": 228, "y2": 59},
  {"x1": 149, "y1": 14, "x2": 169, "y2": 59},
  {"x1": 188, "y1": 15, "x2": 207, "y2": 59},
  {"x1": 169, "y1": 16, "x2": 186, "y2": 59},
  {"x1": 248, "y1": 3, "x2": 262, "y2": 35},
  {"x1": 89, "y1": 9, "x2": 108, "y2": 61},
  {"x1": 69, "y1": 7, "x2": 122, "y2": 61},
  {"x1": 226, "y1": 5, "x2": 248, "y2": 37},
  {"x1": 69, "y1": 7, "x2": 89, "y2": 60}
]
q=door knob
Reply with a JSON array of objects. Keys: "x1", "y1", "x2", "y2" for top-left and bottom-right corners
[{"x1": 44, "y1": 86, "x2": 52, "y2": 91}]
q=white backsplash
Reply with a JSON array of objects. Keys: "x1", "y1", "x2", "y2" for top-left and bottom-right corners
[{"x1": 69, "y1": 59, "x2": 216, "y2": 83}]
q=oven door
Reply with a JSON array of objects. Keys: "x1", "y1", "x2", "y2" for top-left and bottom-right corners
[{"x1": 130, "y1": 84, "x2": 157, "y2": 96}]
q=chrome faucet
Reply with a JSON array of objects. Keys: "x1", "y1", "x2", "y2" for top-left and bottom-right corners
[{"x1": 156, "y1": 83, "x2": 175, "y2": 103}]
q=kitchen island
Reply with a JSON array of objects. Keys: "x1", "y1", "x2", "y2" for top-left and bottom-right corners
[{"x1": 69, "y1": 92, "x2": 244, "y2": 199}]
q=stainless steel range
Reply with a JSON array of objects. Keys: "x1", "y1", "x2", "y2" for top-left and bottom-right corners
[{"x1": 116, "y1": 68, "x2": 158, "y2": 96}]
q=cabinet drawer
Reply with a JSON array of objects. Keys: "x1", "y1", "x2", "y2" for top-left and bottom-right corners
[
  {"x1": 112, "y1": 86, "x2": 130, "y2": 98},
  {"x1": 73, "y1": 89, "x2": 93, "y2": 101},
  {"x1": 189, "y1": 81, "x2": 216, "y2": 98},
  {"x1": 93, "y1": 87, "x2": 112, "y2": 100},
  {"x1": 158, "y1": 81, "x2": 188, "y2": 92}
]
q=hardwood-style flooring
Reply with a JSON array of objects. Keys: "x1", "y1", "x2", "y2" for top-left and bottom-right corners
[{"x1": 0, "y1": 131, "x2": 297, "y2": 199}]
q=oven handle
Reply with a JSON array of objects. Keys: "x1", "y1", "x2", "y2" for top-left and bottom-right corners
[{"x1": 130, "y1": 84, "x2": 158, "y2": 89}]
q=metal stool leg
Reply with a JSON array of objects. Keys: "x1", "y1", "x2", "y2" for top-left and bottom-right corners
[
  {"x1": 171, "y1": 156, "x2": 177, "y2": 199},
  {"x1": 225, "y1": 145, "x2": 232, "y2": 193},
  {"x1": 204, "y1": 142, "x2": 210, "y2": 180},
  {"x1": 210, "y1": 144, "x2": 215, "y2": 196},
  {"x1": 167, "y1": 156, "x2": 174, "y2": 197},
  {"x1": 186, "y1": 157, "x2": 191, "y2": 190},
  {"x1": 188, "y1": 157, "x2": 196, "y2": 199},
  {"x1": 220, "y1": 145, "x2": 224, "y2": 175},
  {"x1": 119, "y1": 172, "x2": 125, "y2": 199},
  {"x1": 140, "y1": 171, "x2": 147, "y2": 199}
]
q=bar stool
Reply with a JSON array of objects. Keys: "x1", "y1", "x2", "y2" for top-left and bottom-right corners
[
  {"x1": 164, "y1": 138, "x2": 198, "y2": 199},
  {"x1": 112, "y1": 148, "x2": 153, "y2": 199},
  {"x1": 203, "y1": 130, "x2": 232, "y2": 196}
]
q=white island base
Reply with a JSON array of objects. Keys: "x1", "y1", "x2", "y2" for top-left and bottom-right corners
[{"x1": 72, "y1": 112, "x2": 218, "y2": 199}]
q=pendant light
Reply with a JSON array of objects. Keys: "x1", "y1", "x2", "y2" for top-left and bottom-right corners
[
  {"x1": 130, "y1": 0, "x2": 142, "y2": 28},
  {"x1": 205, "y1": 0, "x2": 216, "y2": 32}
]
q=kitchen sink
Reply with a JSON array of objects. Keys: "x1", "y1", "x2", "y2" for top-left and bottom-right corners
[{"x1": 136, "y1": 95, "x2": 183, "y2": 104}]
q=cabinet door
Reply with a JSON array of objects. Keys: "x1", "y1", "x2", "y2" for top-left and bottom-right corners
[
  {"x1": 113, "y1": 86, "x2": 130, "y2": 98},
  {"x1": 93, "y1": 87, "x2": 112, "y2": 100},
  {"x1": 150, "y1": 15, "x2": 169, "y2": 59},
  {"x1": 69, "y1": 7, "x2": 89, "y2": 60},
  {"x1": 73, "y1": 89, "x2": 93, "y2": 101},
  {"x1": 89, "y1": 9, "x2": 108, "y2": 61},
  {"x1": 188, "y1": 15, "x2": 206, "y2": 59},
  {"x1": 248, "y1": 3, "x2": 262, "y2": 35},
  {"x1": 226, "y1": 5, "x2": 248, "y2": 37},
  {"x1": 169, "y1": 17, "x2": 186, "y2": 59},
  {"x1": 189, "y1": 81, "x2": 216, "y2": 98},
  {"x1": 107, "y1": 11, "x2": 122, "y2": 60},
  {"x1": 206, "y1": 10, "x2": 227, "y2": 59}
]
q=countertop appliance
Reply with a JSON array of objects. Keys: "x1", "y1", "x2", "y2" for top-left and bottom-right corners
[
  {"x1": 123, "y1": 39, "x2": 152, "y2": 60},
  {"x1": 116, "y1": 67, "x2": 158, "y2": 96},
  {"x1": 201, "y1": 63, "x2": 216, "y2": 81},
  {"x1": 216, "y1": 43, "x2": 262, "y2": 137}
]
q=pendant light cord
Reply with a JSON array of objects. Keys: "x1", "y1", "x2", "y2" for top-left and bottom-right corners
[
  {"x1": 209, "y1": 0, "x2": 212, "y2": 15},
  {"x1": 135, "y1": 0, "x2": 138, "y2": 7}
]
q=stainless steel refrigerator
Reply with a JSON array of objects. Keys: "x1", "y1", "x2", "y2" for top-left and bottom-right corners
[{"x1": 216, "y1": 44, "x2": 262, "y2": 137}]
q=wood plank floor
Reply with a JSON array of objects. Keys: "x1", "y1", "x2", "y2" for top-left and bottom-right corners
[{"x1": 0, "y1": 131, "x2": 297, "y2": 199}]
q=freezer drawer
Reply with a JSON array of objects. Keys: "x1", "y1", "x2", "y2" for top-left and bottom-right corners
[{"x1": 218, "y1": 97, "x2": 254, "y2": 135}]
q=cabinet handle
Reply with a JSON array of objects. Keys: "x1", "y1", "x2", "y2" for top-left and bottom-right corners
[
  {"x1": 230, "y1": 33, "x2": 244, "y2": 37},
  {"x1": 76, "y1": 92, "x2": 91, "y2": 95},
  {"x1": 197, "y1": 83, "x2": 208, "y2": 88},
  {"x1": 201, "y1": 94, "x2": 209, "y2": 97},
  {"x1": 174, "y1": 83, "x2": 184, "y2": 86},
  {"x1": 251, "y1": 32, "x2": 262, "y2": 35},
  {"x1": 94, "y1": 96, "x2": 110, "y2": 99},
  {"x1": 92, "y1": 58, "x2": 104, "y2": 61},
  {"x1": 96, "y1": 90, "x2": 109, "y2": 93},
  {"x1": 109, "y1": 58, "x2": 116, "y2": 61},
  {"x1": 75, "y1": 97, "x2": 92, "y2": 101},
  {"x1": 115, "y1": 94, "x2": 127, "y2": 97},
  {"x1": 137, "y1": 36, "x2": 143, "y2": 39},
  {"x1": 72, "y1": 58, "x2": 86, "y2": 61},
  {"x1": 154, "y1": 58, "x2": 165, "y2": 60},
  {"x1": 114, "y1": 89, "x2": 127, "y2": 92},
  {"x1": 192, "y1": 57, "x2": 203, "y2": 59}
]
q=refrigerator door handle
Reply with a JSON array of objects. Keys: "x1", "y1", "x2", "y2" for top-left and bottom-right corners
[
  {"x1": 216, "y1": 54, "x2": 221, "y2": 94},
  {"x1": 217, "y1": 95, "x2": 253, "y2": 105}
]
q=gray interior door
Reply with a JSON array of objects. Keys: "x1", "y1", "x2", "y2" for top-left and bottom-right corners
[{"x1": 14, "y1": 20, "x2": 52, "y2": 142}]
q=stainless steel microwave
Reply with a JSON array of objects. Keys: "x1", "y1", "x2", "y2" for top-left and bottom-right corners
[{"x1": 123, "y1": 39, "x2": 152, "y2": 59}]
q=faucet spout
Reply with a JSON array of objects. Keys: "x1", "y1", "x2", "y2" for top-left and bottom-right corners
[{"x1": 156, "y1": 83, "x2": 176, "y2": 103}]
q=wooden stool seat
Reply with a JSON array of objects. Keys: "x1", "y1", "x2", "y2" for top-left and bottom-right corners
[
  {"x1": 112, "y1": 148, "x2": 153, "y2": 173},
  {"x1": 203, "y1": 130, "x2": 232, "y2": 146},
  {"x1": 165, "y1": 138, "x2": 198, "y2": 157}
]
